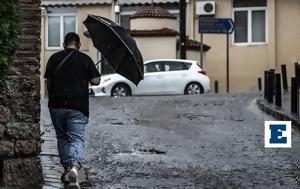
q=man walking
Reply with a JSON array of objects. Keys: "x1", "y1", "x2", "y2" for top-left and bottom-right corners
[{"x1": 44, "y1": 32, "x2": 101, "y2": 188}]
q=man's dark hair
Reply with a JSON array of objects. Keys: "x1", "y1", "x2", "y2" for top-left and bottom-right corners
[{"x1": 64, "y1": 32, "x2": 80, "y2": 47}]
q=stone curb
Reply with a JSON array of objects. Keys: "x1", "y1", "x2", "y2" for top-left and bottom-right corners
[{"x1": 256, "y1": 96, "x2": 300, "y2": 128}]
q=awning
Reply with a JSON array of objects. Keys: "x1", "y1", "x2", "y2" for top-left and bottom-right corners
[
  {"x1": 118, "y1": 0, "x2": 182, "y2": 5},
  {"x1": 41, "y1": 0, "x2": 111, "y2": 6}
]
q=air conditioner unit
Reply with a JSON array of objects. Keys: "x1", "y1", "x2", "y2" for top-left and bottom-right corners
[{"x1": 196, "y1": 1, "x2": 216, "y2": 16}]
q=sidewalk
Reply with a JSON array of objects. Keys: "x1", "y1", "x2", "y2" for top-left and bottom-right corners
[
  {"x1": 40, "y1": 103, "x2": 65, "y2": 189},
  {"x1": 40, "y1": 124, "x2": 64, "y2": 189},
  {"x1": 257, "y1": 92, "x2": 300, "y2": 127},
  {"x1": 40, "y1": 100, "x2": 91, "y2": 189}
]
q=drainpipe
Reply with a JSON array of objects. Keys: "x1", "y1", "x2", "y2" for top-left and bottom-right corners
[
  {"x1": 114, "y1": 0, "x2": 120, "y2": 24},
  {"x1": 179, "y1": 0, "x2": 187, "y2": 59}
]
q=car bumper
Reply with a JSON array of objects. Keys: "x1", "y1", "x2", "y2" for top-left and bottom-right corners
[{"x1": 89, "y1": 86, "x2": 110, "y2": 97}]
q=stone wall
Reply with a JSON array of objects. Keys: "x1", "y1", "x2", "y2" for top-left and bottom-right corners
[{"x1": 0, "y1": 0, "x2": 42, "y2": 188}]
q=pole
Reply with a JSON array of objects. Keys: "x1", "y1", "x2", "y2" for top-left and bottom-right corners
[
  {"x1": 226, "y1": 33, "x2": 229, "y2": 93},
  {"x1": 258, "y1": 78, "x2": 262, "y2": 91},
  {"x1": 214, "y1": 80, "x2": 218, "y2": 94},
  {"x1": 281, "y1": 64, "x2": 288, "y2": 92},
  {"x1": 296, "y1": 64, "x2": 300, "y2": 89},
  {"x1": 295, "y1": 62, "x2": 298, "y2": 78},
  {"x1": 268, "y1": 70, "x2": 274, "y2": 103},
  {"x1": 264, "y1": 71, "x2": 269, "y2": 99},
  {"x1": 291, "y1": 77, "x2": 299, "y2": 115},
  {"x1": 179, "y1": 0, "x2": 186, "y2": 59},
  {"x1": 275, "y1": 73, "x2": 282, "y2": 108},
  {"x1": 200, "y1": 33, "x2": 204, "y2": 68}
]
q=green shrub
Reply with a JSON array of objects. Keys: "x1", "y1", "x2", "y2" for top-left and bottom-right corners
[
  {"x1": 0, "y1": 0, "x2": 20, "y2": 66},
  {"x1": 0, "y1": 0, "x2": 20, "y2": 88}
]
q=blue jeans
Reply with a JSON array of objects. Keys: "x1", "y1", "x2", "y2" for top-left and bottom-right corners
[{"x1": 49, "y1": 108, "x2": 88, "y2": 168}]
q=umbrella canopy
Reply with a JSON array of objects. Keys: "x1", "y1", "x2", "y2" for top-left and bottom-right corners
[{"x1": 83, "y1": 15, "x2": 144, "y2": 85}]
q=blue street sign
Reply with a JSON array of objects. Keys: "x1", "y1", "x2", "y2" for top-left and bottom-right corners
[{"x1": 198, "y1": 18, "x2": 235, "y2": 34}]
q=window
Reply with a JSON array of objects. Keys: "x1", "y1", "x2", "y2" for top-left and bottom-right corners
[
  {"x1": 46, "y1": 7, "x2": 76, "y2": 49},
  {"x1": 120, "y1": 14, "x2": 132, "y2": 30},
  {"x1": 164, "y1": 62, "x2": 191, "y2": 71},
  {"x1": 144, "y1": 62, "x2": 164, "y2": 73},
  {"x1": 233, "y1": 0, "x2": 267, "y2": 44},
  {"x1": 48, "y1": 16, "x2": 60, "y2": 47}
]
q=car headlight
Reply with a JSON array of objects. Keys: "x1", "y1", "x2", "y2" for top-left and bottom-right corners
[{"x1": 89, "y1": 88, "x2": 95, "y2": 96}]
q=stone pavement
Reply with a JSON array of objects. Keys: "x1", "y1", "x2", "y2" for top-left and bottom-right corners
[
  {"x1": 257, "y1": 92, "x2": 300, "y2": 127},
  {"x1": 40, "y1": 123, "x2": 64, "y2": 189},
  {"x1": 40, "y1": 93, "x2": 300, "y2": 188},
  {"x1": 40, "y1": 102, "x2": 64, "y2": 189},
  {"x1": 84, "y1": 93, "x2": 300, "y2": 188}
]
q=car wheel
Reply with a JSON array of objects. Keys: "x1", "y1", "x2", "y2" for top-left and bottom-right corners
[
  {"x1": 111, "y1": 83, "x2": 132, "y2": 97},
  {"x1": 184, "y1": 82, "x2": 204, "y2": 95}
]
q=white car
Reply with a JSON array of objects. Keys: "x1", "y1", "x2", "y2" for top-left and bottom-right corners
[{"x1": 90, "y1": 59, "x2": 210, "y2": 97}]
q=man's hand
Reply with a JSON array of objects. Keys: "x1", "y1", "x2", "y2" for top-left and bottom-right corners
[{"x1": 89, "y1": 77, "x2": 100, "y2": 85}]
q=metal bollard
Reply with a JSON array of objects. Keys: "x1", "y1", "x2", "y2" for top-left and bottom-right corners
[
  {"x1": 264, "y1": 71, "x2": 269, "y2": 99},
  {"x1": 296, "y1": 64, "x2": 300, "y2": 89},
  {"x1": 295, "y1": 62, "x2": 298, "y2": 77},
  {"x1": 281, "y1": 64, "x2": 288, "y2": 92},
  {"x1": 275, "y1": 73, "x2": 282, "y2": 108},
  {"x1": 291, "y1": 77, "x2": 299, "y2": 115},
  {"x1": 267, "y1": 70, "x2": 274, "y2": 103},
  {"x1": 214, "y1": 80, "x2": 218, "y2": 94},
  {"x1": 258, "y1": 78, "x2": 262, "y2": 91},
  {"x1": 270, "y1": 69, "x2": 275, "y2": 94}
]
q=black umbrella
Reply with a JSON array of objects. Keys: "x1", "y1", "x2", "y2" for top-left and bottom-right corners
[{"x1": 83, "y1": 15, "x2": 144, "y2": 85}]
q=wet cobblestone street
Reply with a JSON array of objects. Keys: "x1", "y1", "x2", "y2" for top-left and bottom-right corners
[
  {"x1": 84, "y1": 93, "x2": 300, "y2": 189},
  {"x1": 41, "y1": 93, "x2": 300, "y2": 189}
]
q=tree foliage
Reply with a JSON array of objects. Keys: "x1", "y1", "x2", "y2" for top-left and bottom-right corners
[
  {"x1": 0, "y1": 0, "x2": 20, "y2": 66},
  {"x1": 0, "y1": 0, "x2": 20, "y2": 87}
]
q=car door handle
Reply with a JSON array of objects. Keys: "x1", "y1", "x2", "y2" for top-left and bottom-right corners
[
  {"x1": 182, "y1": 73, "x2": 188, "y2": 77},
  {"x1": 156, "y1": 76, "x2": 162, "y2": 78}
]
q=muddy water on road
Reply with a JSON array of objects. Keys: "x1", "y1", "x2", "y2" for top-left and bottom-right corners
[{"x1": 85, "y1": 93, "x2": 300, "y2": 189}]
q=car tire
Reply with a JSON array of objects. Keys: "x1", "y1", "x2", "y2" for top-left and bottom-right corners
[
  {"x1": 111, "y1": 83, "x2": 132, "y2": 97},
  {"x1": 184, "y1": 82, "x2": 204, "y2": 95}
]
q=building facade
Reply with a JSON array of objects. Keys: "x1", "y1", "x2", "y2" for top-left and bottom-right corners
[
  {"x1": 40, "y1": 0, "x2": 300, "y2": 96},
  {"x1": 197, "y1": 0, "x2": 300, "y2": 92},
  {"x1": 40, "y1": 0, "x2": 208, "y2": 97}
]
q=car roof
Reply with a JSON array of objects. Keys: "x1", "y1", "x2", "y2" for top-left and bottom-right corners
[{"x1": 144, "y1": 59, "x2": 198, "y2": 65}]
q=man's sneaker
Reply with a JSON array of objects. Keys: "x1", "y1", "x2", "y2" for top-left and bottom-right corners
[{"x1": 67, "y1": 166, "x2": 80, "y2": 189}]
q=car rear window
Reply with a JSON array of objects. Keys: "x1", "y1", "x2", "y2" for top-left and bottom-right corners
[{"x1": 164, "y1": 62, "x2": 192, "y2": 71}]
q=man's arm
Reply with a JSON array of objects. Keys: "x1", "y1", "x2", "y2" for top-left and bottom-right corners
[
  {"x1": 89, "y1": 77, "x2": 101, "y2": 85},
  {"x1": 87, "y1": 56, "x2": 101, "y2": 85}
]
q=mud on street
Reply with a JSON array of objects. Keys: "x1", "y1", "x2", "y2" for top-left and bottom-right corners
[
  {"x1": 41, "y1": 93, "x2": 300, "y2": 189},
  {"x1": 77, "y1": 93, "x2": 300, "y2": 189}
]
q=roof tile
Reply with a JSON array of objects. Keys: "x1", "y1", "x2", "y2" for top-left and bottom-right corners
[
  {"x1": 119, "y1": 0, "x2": 179, "y2": 5},
  {"x1": 130, "y1": 6, "x2": 176, "y2": 19},
  {"x1": 130, "y1": 28, "x2": 178, "y2": 37}
]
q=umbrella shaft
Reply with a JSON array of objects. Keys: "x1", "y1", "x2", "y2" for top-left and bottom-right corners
[
  {"x1": 95, "y1": 56, "x2": 105, "y2": 66},
  {"x1": 95, "y1": 44, "x2": 121, "y2": 66}
]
